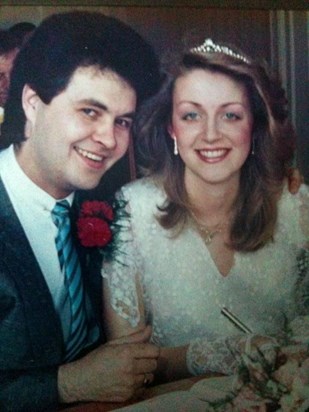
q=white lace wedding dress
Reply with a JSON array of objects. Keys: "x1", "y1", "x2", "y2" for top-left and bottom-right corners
[{"x1": 102, "y1": 177, "x2": 309, "y2": 375}]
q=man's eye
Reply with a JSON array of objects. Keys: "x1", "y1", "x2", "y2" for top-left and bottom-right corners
[
  {"x1": 82, "y1": 108, "x2": 97, "y2": 118},
  {"x1": 116, "y1": 118, "x2": 132, "y2": 129},
  {"x1": 182, "y1": 112, "x2": 199, "y2": 121}
]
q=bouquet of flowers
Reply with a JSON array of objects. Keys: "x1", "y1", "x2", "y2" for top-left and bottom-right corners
[
  {"x1": 232, "y1": 315, "x2": 309, "y2": 411},
  {"x1": 192, "y1": 316, "x2": 309, "y2": 411}
]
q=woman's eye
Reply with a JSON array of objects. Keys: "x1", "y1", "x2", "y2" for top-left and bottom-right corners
[
  {"x1": 182, "y1": 112, "x2": 200, "y2": 121},
  {"x1": 224, "y1": 112, "x2": 241, "y2": 120}
]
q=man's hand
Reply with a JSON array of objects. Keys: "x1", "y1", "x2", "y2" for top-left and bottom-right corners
[
  {"x1": 58, "y1": 339, "x2": 159, "y2": 404},
  {"x1": 107, "y1": 325, "x2": 153, "y2": 345}
]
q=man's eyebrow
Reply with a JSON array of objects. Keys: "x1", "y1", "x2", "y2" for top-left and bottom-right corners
[{"x1": 78, "y1": 98, "x2": 136, "y2": 118}]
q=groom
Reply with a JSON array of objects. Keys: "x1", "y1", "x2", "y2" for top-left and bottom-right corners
[{"x1": 0, "y1": 11, "x2": 161, "y2": 411}]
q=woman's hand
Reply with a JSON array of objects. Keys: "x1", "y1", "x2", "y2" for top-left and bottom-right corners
[
  {"x1": 287, "y1": 167, "x2": 304, "y2": 194},
  {"x1": 238, "y1": 335, "x2": 280, "y2": 385}
]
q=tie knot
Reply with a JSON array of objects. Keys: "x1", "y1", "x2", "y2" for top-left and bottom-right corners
[{"x1": 51, "y1": 200, "x2": 71, "y2": 226}]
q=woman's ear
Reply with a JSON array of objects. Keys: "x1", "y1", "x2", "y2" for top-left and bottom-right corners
[
  {"x1": 167, "y1": 124, "x2": 176, "y2": 140},
  {"x1": 168, "y1": 125, "x2": 178, "y2": 156}
]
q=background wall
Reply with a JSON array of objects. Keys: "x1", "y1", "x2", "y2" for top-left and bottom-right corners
[{"x1": 1, "y1": 1, "x2": 308, "y2": 197}]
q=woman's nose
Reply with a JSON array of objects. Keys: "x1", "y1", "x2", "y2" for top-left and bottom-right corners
[{"x1": 202, "y1": 120, "x2": 221, "y2": 143}]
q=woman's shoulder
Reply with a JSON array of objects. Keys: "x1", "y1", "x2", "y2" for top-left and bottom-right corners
[
  {"x1": 114, "y1": 177, "x2": 166, "y2": 221},
  {"x1": 117, "y1": 176, "x2": 165, "y2": 203},
  {"x1": 277, "y1": 182, "x2": 309, "y2": 243},
  {"x1": 279, "y1": 181, "x2": 309, "y2": 209}
]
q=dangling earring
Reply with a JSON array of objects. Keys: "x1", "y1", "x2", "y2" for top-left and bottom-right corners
[{"x1": 173, "y1": 138, "x2": 178, "y2": 156}]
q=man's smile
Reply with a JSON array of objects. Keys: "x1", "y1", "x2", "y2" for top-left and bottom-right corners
[{"x1": 75, "y1": 146, "x2": 105, "y2": 162}]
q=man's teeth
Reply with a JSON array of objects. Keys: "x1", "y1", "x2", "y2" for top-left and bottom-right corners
[
  {"x1": 200, "y1": 149, "x2": 226, "y2": 158},
  {"x1": 77, "y1": 147, "x2": 103, "y2": 161}
]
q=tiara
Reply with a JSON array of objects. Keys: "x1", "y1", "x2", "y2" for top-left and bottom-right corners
[{"x1": 191, "y1": 38, "x2": 249, "y2": 64}]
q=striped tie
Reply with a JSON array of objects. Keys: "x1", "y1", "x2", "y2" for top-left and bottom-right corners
[{"x1": 51, "y1": 200, "x2": 88, "y2": 362}]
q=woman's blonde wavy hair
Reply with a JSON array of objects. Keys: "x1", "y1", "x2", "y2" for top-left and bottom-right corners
[{"x1": 134, "y1": 43, "x2": 296, "y2": 252}]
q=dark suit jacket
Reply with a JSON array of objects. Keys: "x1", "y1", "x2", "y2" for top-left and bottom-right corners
[{"x1": 0, "y1": 179, "x2": 103, "y2": 411}]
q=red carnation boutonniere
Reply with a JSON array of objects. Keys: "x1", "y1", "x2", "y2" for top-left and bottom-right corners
[
  {"x1": 77, "y1": 200, "x2": 114, "y2": 248},
  {"x1": 77, "y1": 199, "x2": 128, "y2": 263}
]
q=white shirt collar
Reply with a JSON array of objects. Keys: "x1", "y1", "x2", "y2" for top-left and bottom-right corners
[{"x1": 0, "y1": 144, "x2": 75, "y2": 211}]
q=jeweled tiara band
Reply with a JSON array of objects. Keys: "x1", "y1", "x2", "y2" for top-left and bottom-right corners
[{"x1": 191, "y1": 38, "x2": 250, "y2": 64}]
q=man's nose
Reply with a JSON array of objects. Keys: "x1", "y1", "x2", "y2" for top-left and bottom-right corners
[{"x1": 93, "y1": 120, "x2": 117, "y2": 150}]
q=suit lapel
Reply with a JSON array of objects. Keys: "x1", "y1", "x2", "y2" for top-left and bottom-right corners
[{"x1": 0, "y1": 179, "x2": 63, "y2": 362}]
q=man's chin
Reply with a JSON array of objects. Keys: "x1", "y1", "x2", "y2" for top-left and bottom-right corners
[{"x1": 73, "y1": 178, "x2": 103, "y2": 193}]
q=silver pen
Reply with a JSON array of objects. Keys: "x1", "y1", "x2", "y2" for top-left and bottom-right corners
[{"x1": 221, "y1": 306, "x2": 252, "y2": 334}]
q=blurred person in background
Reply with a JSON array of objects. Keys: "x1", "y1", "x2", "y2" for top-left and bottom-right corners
[
  {"x1": 0, "y1": 29, "x2": 19, "y2": 107},
  {"x1": 9, "y1": 21, "x2": 36, "y2": 47}
]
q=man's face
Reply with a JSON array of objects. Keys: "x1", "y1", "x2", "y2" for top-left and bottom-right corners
[
  {"x1": 17, "y1": 66, "x2": 136, "y2": 199},
  {"x1": 0, "y1": 48, "x2": 19, "y2": 106}
]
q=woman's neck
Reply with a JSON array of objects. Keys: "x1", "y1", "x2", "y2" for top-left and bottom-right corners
[{"x1": 185, "y1": 176, "x2": 239, "y2": 226}]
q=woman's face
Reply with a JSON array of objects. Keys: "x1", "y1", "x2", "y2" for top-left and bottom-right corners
[{"x1": 169, "y1": 69, "x2": 253, "y2": 190}]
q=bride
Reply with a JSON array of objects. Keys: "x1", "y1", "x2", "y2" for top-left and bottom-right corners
[{"x1": 101, "y1": 39, "x2": 308, "y2": 382}]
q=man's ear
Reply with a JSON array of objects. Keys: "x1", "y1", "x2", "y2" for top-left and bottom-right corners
[{"x1": 22, "y1": 84, "x2": 41, "y2": 126}]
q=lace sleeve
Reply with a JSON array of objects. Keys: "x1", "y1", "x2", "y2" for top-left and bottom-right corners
[
  {"x1": 298, "y1": 184, "x2": 309, "y2": 244},
  {"x1": 294, "y1": 185, "x2": 309, "y2": 315},
  {"x1": 294, "y1": 248, "x2": 309, "y2": 315},
  {"x1": 186, "y1": 334, "x2": 278, "y2": 376},
  {"x1": 101, "y1": 189, "x2": 142, "y2": 327}
]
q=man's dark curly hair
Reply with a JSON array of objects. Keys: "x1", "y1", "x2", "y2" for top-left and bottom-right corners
[{"x1": 1, "y1": 11, "x2": 161, "y2": 147}]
